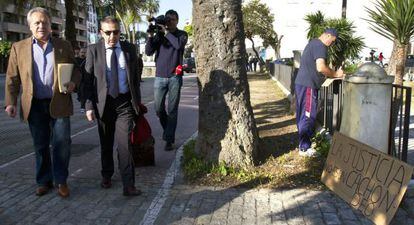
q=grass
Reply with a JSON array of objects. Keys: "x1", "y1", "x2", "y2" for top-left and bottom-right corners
[{"x1": 181, "y1": 73, "x2": 329, "y2": 190}]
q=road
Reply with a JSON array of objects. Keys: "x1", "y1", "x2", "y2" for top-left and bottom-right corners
[{"x1": 0, "y1": 74, "x2": 198, "y2": 166}]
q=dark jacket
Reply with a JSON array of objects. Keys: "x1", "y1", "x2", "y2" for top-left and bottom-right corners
[{"x1": 83, "y1": 40, "x2": 141, "y2": 116}]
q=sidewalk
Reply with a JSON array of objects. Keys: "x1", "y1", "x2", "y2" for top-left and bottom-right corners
[{"x1": 0, "y1": 73, "x2": 413, "y2": 225}]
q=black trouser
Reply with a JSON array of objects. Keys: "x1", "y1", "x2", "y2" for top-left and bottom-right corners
[{"x1": 97, "y1": 93, "x2": 136, "y2": 188}]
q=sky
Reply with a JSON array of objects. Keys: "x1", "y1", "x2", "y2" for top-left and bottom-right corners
[{"x1": 158, "y1": 0, "x2": 192, "y2": 29}]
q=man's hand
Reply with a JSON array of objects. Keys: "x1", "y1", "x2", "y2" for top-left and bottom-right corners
[
  {"x1": 63, "y1": 81, "x2": 76, "y2": 94},
  {"x1": 159, "y1": 24, "x2": 167, "y2": 34},
  {"x1": 5, "y1": 105, "x2": 17, "y2": 118},
  {"x1": 335, "y1": 67, "x2": 344, "y2": 78},
  {"x1": 86, "y1": 110, "x2": 95, "y2": 121}
]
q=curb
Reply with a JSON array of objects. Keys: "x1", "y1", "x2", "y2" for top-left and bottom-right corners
[{"x1": 139, "y1": 131, "x2": 198, "y2": 225}]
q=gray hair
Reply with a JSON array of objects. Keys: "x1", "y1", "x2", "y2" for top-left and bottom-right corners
[{"x1": 27, "y1": 7, "x2": 51, "y2": 25}]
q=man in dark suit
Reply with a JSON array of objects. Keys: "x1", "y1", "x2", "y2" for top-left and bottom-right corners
[
  {"x1": 83, "y1": 16, "x2": 142, "y2": 196},
  {"x1": 4, "y1": 7, "x2": 80, "y2": 198}
]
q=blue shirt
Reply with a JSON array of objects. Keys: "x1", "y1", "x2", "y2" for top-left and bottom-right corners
[
  {"x1": 295, "y1": 39, "x2": 328, "y2": 89},
  {"x1": 145, "y1": 29, "x2": 188, "y2": 78},
  {"x1": 105, "y1": 42, "x2": 129, "y2": 94},
  {"x1": 32, "y1": 38, "x2": 54, "y2": 99}
]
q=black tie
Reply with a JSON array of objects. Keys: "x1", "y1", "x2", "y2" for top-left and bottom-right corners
[{"x1": 109, "y1": 47, "x2": 119, "y2": 98}]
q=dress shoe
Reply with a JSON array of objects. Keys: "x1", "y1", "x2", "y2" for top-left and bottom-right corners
[
  {"x1": 35, "y1": 183, "x2": 53, "y2": 196},
  {"x1": 123, "y1": 186, "x2": 142, "y2": 196},
  {"x1": 164, "y1": 142, "x2": 174, "y2": 151},
  {"x1": 101, "y1": 178, "x2": 112, "y2": 189},
  {"x1": 57, "y1": 184, "x2": 70, "y2": 198}
]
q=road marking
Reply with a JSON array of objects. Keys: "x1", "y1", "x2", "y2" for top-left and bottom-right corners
[
  {"x1": 71, "y1": 168, "x2": 83, "y2": 177},
  {"x1": 139, "y1": 132, "x2": 198, "y2": 225},
  {"x1": 0, "y1": 101, "x2": 156, "y2": 170},
  {"x1": 0, "y1": 126, "x2": 97, "y2": 169}
]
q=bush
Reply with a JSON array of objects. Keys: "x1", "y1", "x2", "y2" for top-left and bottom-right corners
[{"x1": 311, "y1": 132, "x2": 331, "y2": 158}]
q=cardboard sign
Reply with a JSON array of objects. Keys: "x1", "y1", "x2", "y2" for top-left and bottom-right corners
[{"x1": 321, "y1": 132, "x2": 413, "y2": 225}]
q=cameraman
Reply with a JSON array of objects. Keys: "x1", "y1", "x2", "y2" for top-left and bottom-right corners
[{"x1": 145, "y1": 9, "x2": 188, "y2": 151}]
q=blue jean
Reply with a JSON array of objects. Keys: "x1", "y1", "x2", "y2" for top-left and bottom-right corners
[
  {"x1": 295, "y1": 84, "x2": 318, "y2": 150},
  {"x1": 154, "y1": 76, "x2": 183, "y2": 143},
  {"x1": 28, "y1": 98, "x2": 71, "y2": 186}
]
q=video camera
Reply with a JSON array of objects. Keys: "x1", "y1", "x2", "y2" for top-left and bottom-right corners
[{"x1": 147, "y1": 15, "x2": 170, "y2": 33}]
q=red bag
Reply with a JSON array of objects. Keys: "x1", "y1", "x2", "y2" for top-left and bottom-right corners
[
  {"x1": 175, "y1": 64, "x2": 183, "y2": 76},
  {"x1": 130, "y1": 104, "x2": 155, "y2": 166},
  {"x1": 131, "y1": 112, "x2": 152, "y2": 145}
]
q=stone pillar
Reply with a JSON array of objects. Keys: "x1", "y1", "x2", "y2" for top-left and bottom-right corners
[{"x1": 340, "y1": 62, "x2": 394, "y2": 153}]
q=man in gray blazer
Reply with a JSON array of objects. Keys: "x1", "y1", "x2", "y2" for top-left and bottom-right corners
[{"x1": 83, "y1": 16, "x2": 142, "y2": 196}]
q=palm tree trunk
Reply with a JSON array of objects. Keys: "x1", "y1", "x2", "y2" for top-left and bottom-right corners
[
  {"x1": 394, "y1": 43, "x2": 408, "y2": 85},
  {"x1": 387, "y1": 40, "x2": 398, "y2": 77},
  {"x1": 342, "y1": 0, "x2": 347, "y2": 18},
  {"x1": 193, "y1": 0, "x2": 259, "y2": 167},
  {"x1": 116, "y1": 11, "x2": 131, "y2": 42},
  {"x1": 64, "y1": 0, "x2": 78, "y2": 48}
]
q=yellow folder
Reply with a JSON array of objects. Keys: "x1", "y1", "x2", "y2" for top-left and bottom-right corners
[{"x1": 57, "y1": 63, "x2": 74, "y2": 93}]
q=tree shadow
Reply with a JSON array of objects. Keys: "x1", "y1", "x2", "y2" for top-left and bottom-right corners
[
  {"x1": 153, "y1": 170, "x2": 388, "y2": 225},
  {"x1": 251, "y1": 97, "x2": 298, "y2": 164}
]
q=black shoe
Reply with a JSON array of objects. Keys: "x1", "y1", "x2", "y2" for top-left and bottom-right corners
[
  {"x1": 164, "y1": 142, "x2": 174, "y2": 151},
  {"x1": 100, "y1": 178, "x2": 112, "y2": 189},
  {"x1": 123, "y1": 186, "x2": 142, "y2": 196}
]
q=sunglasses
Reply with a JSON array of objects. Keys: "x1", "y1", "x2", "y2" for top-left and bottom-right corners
[{"x1": 102, "y1": 30, "x2": 120, "y2": 36}]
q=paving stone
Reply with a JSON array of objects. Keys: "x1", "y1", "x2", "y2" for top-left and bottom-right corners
[
  {"x1": 323, "y1": 212, "x2": 341, "y2": 225},
  {"x1": 319, "y1": 201, "x2": 337, "y2": 213},
  {"x1": 338, "y1": 208, "x2": 358, "y2": 221},
  {"x1": 342, "y1": 220, "x2": 363, "y2": 225}
]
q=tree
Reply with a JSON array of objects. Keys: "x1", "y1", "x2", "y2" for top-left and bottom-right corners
[
  {"x1": 183, "y1": 22, "x2": 194, "y2": 58},
  {"x1": 342, "y1": 0, "x2": 347, "y2": 18},
  {"x1": 242, "y1": 0, "x2": 282, "y2": 64},
  {"x1": 305, "y1": 11, "x2": 364, "y2": 69},
  {"x1": 183, "y1": 23, "x2": 193, "y2": 38},
  {"x1": 365, "y1": 0, "x2": 414, "y2": 157},
  {"x1": 0, "y1": 40, "x2": 12, "y2": 73},
  {"x1": 64, "y1": 0, "x2": 77, "y2": 48},
  {"x1": 193, "y1": 0, "x2": 259, "y2": 168},
  {"x1": 365, "y1": 0, "x2": 414, "y2": 85},
  {"x1": 88, "y1": 0, "x2": 159, "y2": 44}
]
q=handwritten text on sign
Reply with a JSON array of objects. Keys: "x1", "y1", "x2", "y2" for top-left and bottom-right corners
[{"x1": 321, "y1": 132, "x2": 413, "y2": 225}]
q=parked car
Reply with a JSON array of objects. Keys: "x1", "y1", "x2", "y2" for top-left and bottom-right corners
[{"x1": 183, "y1": 57, "x2": 196, "y2": 73}]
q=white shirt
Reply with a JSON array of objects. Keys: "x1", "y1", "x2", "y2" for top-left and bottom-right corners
[{"x1": 105, "y1": 42, "x2": 129, "y2": 94}]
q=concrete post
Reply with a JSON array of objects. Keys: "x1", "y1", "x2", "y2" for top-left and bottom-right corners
[{"x1": 340, "y1": 62, "x2": 394, "y2": 153}]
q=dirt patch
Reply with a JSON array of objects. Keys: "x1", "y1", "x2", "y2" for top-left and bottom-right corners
[{"x1": 184, "y1": 72, "x2": 326, "y2": 190}]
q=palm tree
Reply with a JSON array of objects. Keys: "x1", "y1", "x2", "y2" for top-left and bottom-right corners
[
  {"x1": 342, "y1": 0, "x2": 347, "y2": 18},
  {"x1": 305, "y1": 11, "x2": 364, "y2": 70},
  {"x1": 193, "y1": 0, "x2": 259, "y2": 167},
  {"x1": 365, "y1": 0, "x2": 414, "y2": 85},
  {"x1": 96, "y1": 0, "x2": 159, "y2": 44},
  {"x1": 64, "y1": 0, "x2": 77, "y2": 48},
  {"x1": 365, "y1": 0, "x2": 414, "y2": 157}
]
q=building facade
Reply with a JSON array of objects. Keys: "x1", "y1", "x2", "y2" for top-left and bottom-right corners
[{"x1": 0, "y1": 1, "x2": 98, "y2": 47}]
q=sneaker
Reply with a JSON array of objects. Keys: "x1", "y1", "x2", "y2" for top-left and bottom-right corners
[{"x1": 305, "y1": 148, "x2": 317, "y2": 157}]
